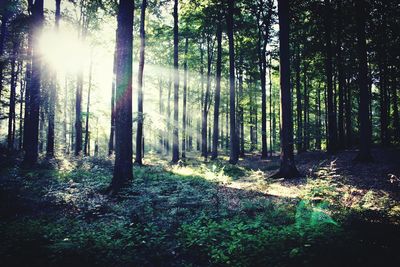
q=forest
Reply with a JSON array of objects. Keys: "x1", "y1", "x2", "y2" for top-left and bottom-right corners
[{"x1": 0, "y1": 0, "x2": 399, "y2": 266}]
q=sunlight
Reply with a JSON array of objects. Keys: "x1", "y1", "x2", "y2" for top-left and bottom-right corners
[{"x1": 38, "y1": 26, "x2": 90, "y2": 73}]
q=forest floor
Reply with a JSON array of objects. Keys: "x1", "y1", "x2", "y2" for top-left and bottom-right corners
[{"x1": 1, "y1": 148, "x2": 400, "y2": 266}]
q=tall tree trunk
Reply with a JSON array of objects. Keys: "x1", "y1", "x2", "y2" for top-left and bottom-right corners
[
  {"x1": 63, "y1": 77, "x2": 68, "y2": 153},
  {"x1": 272, "y1": 0, "x2": 299, "y2": 178},
  {"x1": 84, "y1": 52, "x2": 93, "y2": 156},
  {"x1": 0, "y1": 9, "x2": 8, "y2": 108},
  {"x1": 316, "y1": 83, "x2": 322, "y2": 149},
  {"x1": 303, "y1": 65, "x2": 309, "y2": 151},
  {"x1": 391, "y1": 68, "x2": 400, "y2": 142},
  {"x1": 46, "y1": 0, "x2": 61, "y2": 158},
  {"x1": 182, "y1": 37, "x2": 188, "y2": 158},
  {"x1": 23, "y1": 30, "x2": 32, "y2": 151},
  {"x1": 135, "y1": 0, "x2": 147, "y2": 165},
  {"x1": 324, "y1": 0, "x2": 337, "y2": 153},
  {"x1": 227, "y1": 0, "x2": 238, "y2": 164},
  {"x1": 354, "y1": 0, "x2": 372, "y2": 162},
  {"x1": 171, "y1": 0, "x2": 179, "y2": 163},
  {"x1": 19, "y1": 66, "x2": 25, "y2": 150},
  {"x1": 212, "y1": 19, "x2": 222, "y2": 160},
  {"x1": 260, "y1": 40, "x2": 268, "y2": 159},
  {"x1": 109, "y1": 0, "x2": 134, "y2": 194},
  {"x1": 24, "y1": 0, "x2": 44, "y2": 166},
  {"x1": 336, "y1": 0, "x2": 345, "y2": 149},
  {"x1": 8, "y1": 42, "x2": 18, "y2": 150},
  {"x1": 238, "y1": 66, "x2": 245, "y2": 158},
  {"x1": 108, "y1": 37, "x2": 117, "y2": 156},
  {"x1": 269, "y1": 55, "x2": 273, "y2": 156},
  {"x1": 295, "y1": 46, "x2": 302, "y2": 153}
]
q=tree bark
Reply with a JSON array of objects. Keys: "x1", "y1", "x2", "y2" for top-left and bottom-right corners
[
  {"x1": 227, "y1": 0, "x2": 238, "y2": 164},
  {"x1": 24, "y1": 0, "x2": 44, "y2": 166},
  {"x1": 182, "y1": 36, "x2": 188, "y2": 159},
  {"x1": 109, "y1": 0, "x2": 134, "y2": 194},
  {"x1": 84, "y1": 52, "x2": 93, "y2": 156},
  {"x1": 171, "y1": 0, "x2": 179, "y2": 163},
  {"x1": 272, "y1": 0, "x2": 299, "y2": 178},
  {"x1": 8, "y1": 42, "x2": 18, "y2": 150},
  {"x1": 354, "y1": 0, "x2": 372, "y2": 162},
  {"x1": 135, "y1": 0, "x2": 147, "y2": 165},
  {"x1": 108, "y1": 36, "x2": 117, "y2": 156},
  {"x1": 211, "y1": 18, "x2": 222, "y2": 160}
]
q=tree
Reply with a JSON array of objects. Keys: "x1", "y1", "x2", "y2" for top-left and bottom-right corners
[
  {"x1": 171, "y1": 0, "x2": 179, "y2": 163},
  {"x1": 354, "y1": 0, "x2": 372, "y2": 162},
  {"x1": 108, "y1": 0, "x2": 134, "y2": 194},
  {"x1": 135, "y1": 0, "x2": 147, "y2": 165},
  {"x1": 227, "y1": 0, "x2": 238, "y2": 165},
  {"x1": 211, "y1": 11, "x2": 222, "y2": 160},
  {"x1": 108, "y1": 34, "x2": 117, "y2": 156},
  {"x1": 23, "y1": 0, "x2": 44, "y2": 166},
  {"x1": 324, "y1": 0, "x2": 337, "y2": 154},
  {"x1": 182, "y1": 36, "x2": 188, "y2": 159},
  {"x1": 46, "y1": 0, "x2": 61, "y2": 158},
  {"x1": 272, "y1": 0, "x2": 299, "y2": 178}
]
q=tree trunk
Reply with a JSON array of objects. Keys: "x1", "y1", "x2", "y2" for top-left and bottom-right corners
[
  {"x1": 227, "y1": 0, "x2": 238, "y2": 164},
  {"x1": 109, "y1": 0, "x2": 134, "y2": 194},
  {"x1": 84, "y1": 52, "x2": 93, "y2": 156},
  {"x1": 354, "y1": 0, "x2": 372, "y2": 162},
  {"x1": 135, "y1": 0, "x2": 147, "y2": 165},
  {"x1": 8, "y1": 42, "x2": 18, "y2": 150},
  {"x1": 171, "y1": 0, "x2": 179, "y2": 163},
  {"x1": 24, "y1": 0, "x2": 44, "y2": 166},
  {"x1": 46, "y1": 0, "x2": 61, "y2": 158},
  {"x1": 272, "y1": 0, "x2": 299, "y2": 178},
  {"x1": 108, "y1": 37, "x2": 117, "y2": 156},
  {"x1": 211, "y1": 19, "x2": 222, "y2": 160},
  {"x1": 182, "y1": 36, "x2": 188, "y2": 158},
  {"x1": 269, "y1": 55, "x2": 273, "y2": 156},
  {"x1": 324, "y1": 0, "x2": 337, "y2": 154},
  {"x1": 295, "y1": 46, "x2": 302, "y2": 153},
  {"x1": 0, "y1": 9, "x2": 8, "y2": 108}
]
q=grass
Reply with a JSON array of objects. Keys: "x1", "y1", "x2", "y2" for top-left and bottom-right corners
[{"x1": 1, "y1": 151, "x2": 400, "y2": 266}]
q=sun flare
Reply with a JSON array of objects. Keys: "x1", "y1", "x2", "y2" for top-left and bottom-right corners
[{"x1": 39, "y1": 27, "x2": 90, "y2": 73}]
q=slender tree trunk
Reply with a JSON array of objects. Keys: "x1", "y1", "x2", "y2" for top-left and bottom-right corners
[
  {"x1": 46, "y1": 0, "x2": 61, "y2": 158},
  {"x1": 24, "y1": 0, "x2": 44, "y2": 166},
  {"x1": 84, "y1": 52, "x2": 93, "y2": 156},
  {"x1": 135, "y1": 0, "x2": 147, "y2": 165},
  {"x1": 227, "y1": 0, "x2": 238, "y2": 164},
  {"x1": 303, "y1": 65, "x2": 309, "y2": 151},
  {"x1": 354, "y1": 0, "x2": 372, "y2": 162},
  {"x1": 324, "y1": 0, "x2": 337, "y2": 153},
  {"x1": 345, "y1": 79, "x2": 352, "y2": 148},
  {"x1": 182, "y1": 36, "x2": 188, "y2": 159},
  {"x1": 0, "y1": 10, "x2": 8, "y2": 108},
  {"x1": 19, "y1": 67, "x2": 25, "y2": 150},
  {"x1": 295, "y1": 46, "x2": 302, "y2": 153},
  {"x1": 269, "y1": 55, "x2": 273, "y2": 156},
  {"x1": 212, "y1": 20, "x2": 222, "y2": 160},
  {"x1": 109, "y1": 0, "x2": 134, "y2": 194},
  {"x1": 272, "y1": 0, "x2": 299, "y2": 178},
  {"x1": 8, "y1": 42, "x2": 18, "y2": 150},
  {"x1": 316, "y1": 83, "x2": 322, "y2": 149},
  {"x1": 108, "y1": 37, "x2": 117, "y2": 156},
  {"x1": 238, "y1": 67, "x2": 245, "y2": 158},
  {"x1": 171, "y1": 0, "x2": 179, "y2": 163},
  {"x1": 391, "y1": 68, "x2": 400, "y2": 142}
]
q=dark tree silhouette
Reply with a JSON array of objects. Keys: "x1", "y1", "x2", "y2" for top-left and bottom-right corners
[
  {"x1": 109, "y1": 0, "x2": 134, "y2": 194},
  {"x1": 227, "y1": 0, "x2": 238, "y2": 164},
  {"x1": 23, "y1": 0, "x2": 44, "y2": 166},
  {"x1": 272, "y1": 0, "x2": 299, "y2": 178},
  {"x1": 172, "y1": 0, "x2": 179, "y2": 163},
  {"x1": 135, "y1": 0, "x2": 147, "y2": 165}
]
